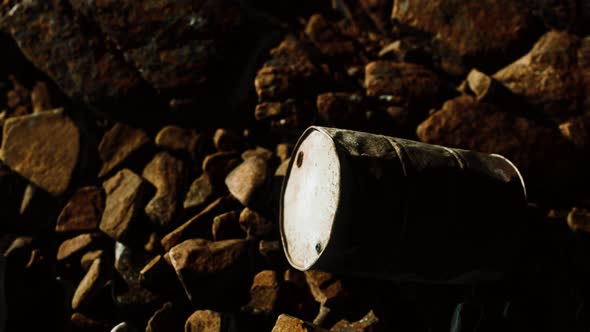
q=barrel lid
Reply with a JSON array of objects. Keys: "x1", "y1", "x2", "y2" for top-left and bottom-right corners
[{"x1": 280, "y1": 127, "x2": 340, "y2": 271}]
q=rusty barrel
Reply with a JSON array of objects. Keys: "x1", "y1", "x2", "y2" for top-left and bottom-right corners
[{"x1": 279, "y1": 126, "x2": 527, "y2": 283}]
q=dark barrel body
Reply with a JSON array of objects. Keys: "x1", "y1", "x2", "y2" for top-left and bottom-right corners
[{"x1": 280, "y1": 127, "x2": 527, "y2": 284}]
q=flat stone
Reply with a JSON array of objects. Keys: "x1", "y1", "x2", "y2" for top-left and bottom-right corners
[
  {"x1": 98, "y1": 123, "x2": 150, "y2": 178},
  {"x1": 183, "y1": 174, "x2": 216, "y2": 210},
  {"x1": 80, "y1": 250, "x2": 103, "y2": 271},
  {"x1": 71, "y1": 258, "x2": 109, "y2": 310},
  {"x1": 391, "y1": 0, "x2": 540, "y2": 75},
  {"x1": 494, "y1": 31, "x2": 590, "y2": 122},
  {"x1": 271, "y1": 314, "x2": 329, "y2": 332},
  {"x1": 169, "y1": 239, "x2": 251, "y2": 307},
  {"x1": 56, "y1": 186, "x2": 104, "y2": 233},
  {"x1": 143, "y1": 152, "x2": 187, "y2": 227},
  {"x1": 0, "y1": 109, "x2": 79, "y2": 196},
  {"x1": 226, "y1": 157, "x2": 269, "y2": 208},
  {"x1": 155, "y1": 126, "x2": 202, "y2": 160},
  {"x1": 100, "y1": 169, "x2": 150, "y2": 242},
  {"x1": 239, "y1": 208, "x2": 274, "y2": 239},
  {"x1": 161, "y1": 196, "x2": 242, "y2": 251},
  {"x1": 185, "y1": 310, "x2": 222, "y2": 332},
  {"x1": 242, "y1": 270, "x2": 281, "y2": 316},
  {"x1": 212, "y1": 210, "x2": 244, "y2": 241},
  {"x1": 57, "y1": 233, "x2": 100, "y2": 261}
]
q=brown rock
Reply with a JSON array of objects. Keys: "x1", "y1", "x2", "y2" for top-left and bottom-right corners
[
  {"x1": 161, "y1": 196, "x2": 242, "y2": 251},
  {"x1": 71, "y1": 258, "x2": 109, "y2": 310},
  {"x1": 255, "y1": 102, "x2": 287, "y2": 121},
  {"x1": 146, "y1": 302, "x2": 184, "y2": 332},
  {"x1": 225, "y1": 157, "x2": 269, "y2": 208},
  {"x1": 31, "y1": 82, "x2": 51, "y2": 113},
  {"x1": 271, "y1": 314, "x2": 329, "y2": 332},
  {"x1": 56, "y1": 186, "x2": 104, "y2": 233},
  {"x1": 304, "y1": 14, "x2": 355, "y2": 57},
  {"x1": 202, "y1": 152, "x2": 241, "y2": 185},
  {"x1": 57, "y1": 233, "x2": 100, "y2": 261},
  {"x1": 494, "y1": 31, "x2": 590, "y2": 121},
  {"x1": 276, "y1": 144, "x2": 294, "y2": 163},
  {"x1": 258, "y1": 240, "x2": 285, "y2": 268},
  {"x1": 391, "y1": 0, "x2": 540, "y2": 75},
  {"x1": 213, "y1": 128, "x2": 243, "y2": 152},
  {"x1": 364, "y1": 61, "x2": 454, "y2": 120},
  {"x1": 169, "y1": 239, "x2": 251, "y2": 307},
  {"x1": 80, "y1": 250, "x2": 103, "y2": 271},
  {"x1": 100, "y1": 169, "x2": 150, "y2": 242},
  {"x1": 242, "y1": 147, "x2": 273, "y2": 162},
  {"x1": 560, "y1": 114, "x2": 590, "y2": 149},
  {"x1": 567, "y1": 207, "x2": 590, "y2": 234},
  {"x1": 317, "y1": 93, "x2": 365, "y2": 130},
  {"x1": 143, "y1": 152, "x2": 187, "y2": 227},
  {"x1": 155, "y1": 126, "x2": 203, "y2": 160},
  {"x1": 185, "y1": 310, "x2": 222, "y2": 332},
  {"x1": 0, "y1": 109, "x2": 79, "y2": 196},
  {"x1": 243, "y1": 270, "x2": 281, "y2": 316},
  {"x1": 239, "y1": 208, "x2": 274, "y2": 239},
  {"x1": 416, "y1": 95, "x2": 576, "y2": 193},
  {"x1": 184, "y1": 174, "x2": 216, "y2": 210},
  {"x1": 212, "y1": 210, "x2": 245, "y2": 241},
  {"x1": 70, "y1": 312, "x2": 109, "y2": 332},
  {"x1": 330, "y1": 310, "x2": 379, "y2": 332},
  {"x1": 98, "y1": 123, "x2": 150, "y2": 178},
  {"x1": 304, "y1": 271, "x2": 347, "y2": 307}
]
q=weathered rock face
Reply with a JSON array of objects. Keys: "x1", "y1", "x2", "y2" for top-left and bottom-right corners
[
  {"x1": 56, "y1": 187, "x2": 104, "y2": 233},
  {"x1": 98, "y1": 123, "x2": 150, "y2": 178},
  {"x1": 391, "y1": 0, "x2": 541, "y2": 75},
  {"x1": 494, "y1": 31, "x2": 590, "y2": 122},
  {"x1": 99, "y1": 169, "x2": 150, "y2": 243},
  {"x1": 143, "y1": 152, "x2": 187, "y2": 227},
  {"x1": 0, "y1": 108, "x2": 79, "y2": 196},
  {"x1": 0, "y1": 0, "x2": 147, "y2": 109}
]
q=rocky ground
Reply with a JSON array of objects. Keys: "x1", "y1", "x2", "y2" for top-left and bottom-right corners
[{"x1": 0, "y1": 0, "x2": 589, "y2": 331}]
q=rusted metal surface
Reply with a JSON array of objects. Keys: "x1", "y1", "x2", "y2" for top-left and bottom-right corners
[{"x1": 280, "y1": 126, "x2": 527, "y2": 283}]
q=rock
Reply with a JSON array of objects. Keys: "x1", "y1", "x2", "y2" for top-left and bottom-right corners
[
  {"x1": 255, "y1": 102, "x2": 288, "y2": 121},
  {"x1": 57, "y1": 233, "x2": 100, "y2": 261},
  {"x1": 113, "y1": 242, "x2": 159, "y2": 309},
  {"x1": 364, "y1": 61, "x2": 454, "y2": 120},
  {"x1": 213, "y1": 129, "x2": 243, "y2": 152},
  {"x1": 242, "y1": 147, "x2": 273, "y2": 162},
  {"x1": 304, "y1": 14, "x2": 355, "y2": 57},
  {"x1": 212, "y1": 211, "x2": 245, "y2": 241},
  {"x1": 0, "y1": 108, "x2": 80, "y2": 196},
  {"x1": 243, "y1": 270, "x2": 281, "y2": 317},
  {"x1": 239, "y1": 208, "x2": 274, "y2": 239},
  {"x1": 391, "y1": 0, "x2": 541, "y2": 75},
  {"x1": 465, "y1": 69, "x2": 524, "y2": 108},
  {"x1": 255, "y1": 100, "x2": 315, "y2": 133},
  {"x1": 560, "y1": 114, "x2": 590, "y2": 149},
  {"x1": 276, "y1": 144, "x2": 294, "y2": 163},
  {"x1": 254, "y1": 37, "x2": 324, "y2": 101},
  {"x1": 161, "y1": 196, "x2": 242, "y2": 251},
  {"x1": 271, "y1": 314, "x2": 329, "y2": 332},
  {"x1": 98, "y1": 123, "x2": 150, "y2": 178},
  {"x1": 18, "y1": 183, "x2": 36, "y2": 216},
  {"x1": 143, "y1": 152, "x2": 187, "y2": 227},
  {"x1": 225, "y1": 157, "x2": 269, "y2": 208},
  {"x1": 316, "y1": 93, "x2": 366, "y2": 130},
  {"x1": 0, "y1": 0, "x2": 147, "y2": 109},
  {"x1": 100, "y1": 169, "x2": 151, "y2": 243},
  {"x1": 31, "y1": 82, "x2": 51, "y2": 113},
  {"x1": 567, "y1": 207, "x2": 590, "y2": 234},
  {"x1": 80, "y1": 250, "x2": 103, "y2": 271},
  {"x1": 494, "y1": 31, "x2": 590, "y2": 122},
  {"x1": 304, "y1": 271, "x2": 347, "y2": 307},
  {"x1": 330, "y1": 310, "x2": 379, "y2": 331},
  {"x1": 146, "y1": 302, "x2": 184, "y2": 332},
  {"x1": 202, "y1": 152, "x2": 241, "y2": 186},
  {"x1": 169, "y1": 239, "x2": 251, "y2": 308},
  {"x1": 184, "y1": 174, "x2": 217, "y2": 210},
  {"x1": 71, "y1": 258, "x2": 110, "y2": 310},
  {"x1": 185, "y1": 310, "x2": 222, "y2": 332},
  {"x1": 56, "y1": 187, "x2": 104, "y2": 233},
  {"x1": 70, "y1": 312, "x2": 109, "y2": 332},
  {"x1": 155, "y1": 126, "x2": 203, "y2": 160},
  {"x1": 416, "y1": 95, "x2": 576, "y2": 194}
]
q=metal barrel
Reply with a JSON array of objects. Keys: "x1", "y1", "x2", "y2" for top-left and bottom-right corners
[{"x1": 279, "y1": 126, "x2": 527, "y2": 284}]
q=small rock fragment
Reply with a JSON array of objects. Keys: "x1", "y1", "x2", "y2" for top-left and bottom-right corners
[
  {"x1": 98, "y1": 123, "x2": 150, "y2": 178},
  {"x1": 276, "y1": 144, "x2": 294, "y2": 162},
  {"x1": 226, "y1": 157, "x2": 269, "y2": 208},
  {"x1": 155, "y1": 126, "x2": 202, "y2": 160},
  {"x1": 239, "y1": 208, "x2": 274, "y2": 239},
  {"x1": 56, "y1": 186, "x2": 104, "y2": 233},
  {"x1": 567, "y1": 207, "x2": 590, "y2": 234},
  {"x1": 185, "y1": 310, "x2": 222, "y2": 332},
  {"x1": 212, "y1": 210, "x2": 244, "y2": 241},
  {"x1": 100, "y1": 169, "x2": 150, "y2": 243},
  {"x1": 80, "y1": 250, "x2": 103, "y2": 271},
  {"x1": 71, "y1": 258, "x2": 109, "y2": 310},
  {"x1": 31, "y1": 82, "x2": 51, "y2": 113},
  {"x1": 143, "y1": 152, "x2": 187, "y2": 227},
  {"x1": 271, "y1": 314, "x2": 329, "y2": 332},
  {"x1": 184, "y1": 174, "x2": 216, "y2": 210},
  {"x1": 0, "y1": 109, "x2": 80, "y2": 196},
  {"x1": 213, "y1": 128, "x2": 243, "y2": 152},
  {"x1": 243, "y1": 270, "x2": 281, "y2": 317},
  {"x1": 305, "y1": 271, "x2": 347, "y2": 307},
  {"x1": 57, "y1": 233, "x2": 100, "y2": 261}
]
